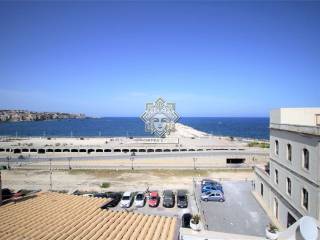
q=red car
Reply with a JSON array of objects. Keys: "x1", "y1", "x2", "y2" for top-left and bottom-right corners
[{"x1": 148, "y1": 191, "x2": 159, "y2": 207}]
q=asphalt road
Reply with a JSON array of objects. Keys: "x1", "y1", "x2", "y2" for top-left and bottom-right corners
[
  {"x1": 196, "y1": 181, "x2": 270, "y2": 237},
  {"x1": 0, "y1": 150, "x2": 267, "y2": 162}
]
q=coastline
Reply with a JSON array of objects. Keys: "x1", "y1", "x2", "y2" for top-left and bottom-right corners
[{"x1": 0, "y1": 118, "x2": 269, "y2": 142}]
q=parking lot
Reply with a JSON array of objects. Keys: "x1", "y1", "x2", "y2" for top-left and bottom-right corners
[
  {"x1": 95, "y1": 189, "x2": 198, "y2": 219},
  {"x1": 196, "y1": 181, "x2": 270, "y2": 237}
]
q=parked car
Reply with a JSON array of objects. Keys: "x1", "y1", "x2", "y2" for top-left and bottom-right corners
[
  {"x1": 100, "y1": 193, "x2": 122, "y2": 209},
  {"x1": 181, "y1": 212, "x2": 192, "y2": 228},
  {"x1": 1, "y1": 188, "x2": 13, "y2": 200},
  {"x1": 177, "y1": 190, "x2": 188, "y2": 208},
  {"x1": 201, "y1": 179, "x2": 221, "y2": 188},
  {"x1": 201, "y1": 190, "x2": 225, "y2": 202},
  {"x1": 94, "y1": 191, "x2": 121, "y2": 199},
  {"x1": 134, "y1": 192, "x2": 146, "y2": 207},
  {"x1": 120, "y1": 191, "x2": 134, "y2": 208},
  {"x1": 201, "y1": 184, "x2": 224, "y2": 193},
  {"x1": 148, "y1": 191, "x2": 159, "y2": 207},
  {"x1": 163, "y1": 190, "x2": 175, "y2": 208},
  {"x1": 83, "y1": 193, "x2": 94, "y2": 197},
  {"x1": 73, "y1": 190, "x2": 98, "y2": 196}
]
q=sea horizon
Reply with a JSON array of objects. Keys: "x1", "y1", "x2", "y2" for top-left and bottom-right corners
[{"x1": 0, "y1": 117, "x2": 269, "y2": 140}]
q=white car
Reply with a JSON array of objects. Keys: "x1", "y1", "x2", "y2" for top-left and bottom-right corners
[
  {"x1": 120, "y1": 192, "x2": 133, "y2": 208},
  {"x1": 134, "y1": 192, "x2": 145, "y2": 207}
]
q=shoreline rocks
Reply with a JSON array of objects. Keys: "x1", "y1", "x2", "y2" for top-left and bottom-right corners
[{"x1": 0, "y1": 110, "x2": 86, "y2": 122}]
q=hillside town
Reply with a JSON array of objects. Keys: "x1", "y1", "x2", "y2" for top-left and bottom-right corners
[{"x1": 0, "y1": 110, "x2": 86, "y2": 122}]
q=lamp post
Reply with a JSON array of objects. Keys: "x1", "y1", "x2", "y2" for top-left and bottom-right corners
[
  {"x1": 49, "y1": 158, "x2": 52, "y2": 191},
  {"x1": 7, "y1": 156, "x2": 10, "y2": 170},
  {"x1": 68, "y1": 157, "x2": 72, "y2": 170},
  {"x1": 130, "y1": 152, "x2": 135, "y2": 170},
  {"x1": 193, "y1": 157, "x2": 197, "y2": 170}
]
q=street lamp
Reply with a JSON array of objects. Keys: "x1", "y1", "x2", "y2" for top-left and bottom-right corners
[
  {"x1": 49, "y1": 158, "x2": 53, "y2": 190},
  {"x1": 130, "y1": 152, "x2": 135, "y2": 170},
  {"x1": 6, "y1": 156, "x2": 10, "y2": 170},
  {"x1": 68, "y1": 157, "x2": 72, "y2": 170},
  {"x1": 193, "y1": 157, "x2": 197, "y2": 170}
]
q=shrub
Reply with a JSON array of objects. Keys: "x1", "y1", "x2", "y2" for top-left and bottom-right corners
[
  {"x1": 100, "y1": 182, "x2": 110, "y2": 188},
  {"x1": 248, "y1": 141, "x2": 270, "y2": 148},
  {"x1": 191, "y1": 214, "x2": 200, "y2": 224},
  {"x1": 267, "y1": 223, "x2": 278, "y2": 233}
]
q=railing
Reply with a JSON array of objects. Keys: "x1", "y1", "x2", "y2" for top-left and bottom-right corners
[{"x1": 270, "y1": 123, "x2": 320, "y2": 136}]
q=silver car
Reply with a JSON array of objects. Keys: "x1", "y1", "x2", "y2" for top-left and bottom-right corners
[
  {"x1": 134, "y1": 192, "x2": 145, "y2": 207},
  {"x1": 201, "y1": 190, "x2": 225, "y2": 202}
]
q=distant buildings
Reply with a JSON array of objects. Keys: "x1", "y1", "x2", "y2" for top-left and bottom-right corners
[
  {"x1": 254, "y1": 108, "x2": 320, "y2": 228},
  {"x1": 0, "y1": 110, "x2": 86, "y2": 122}
]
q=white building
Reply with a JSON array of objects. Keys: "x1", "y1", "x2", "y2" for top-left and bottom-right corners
[{"x1": 254, "y1": 108, "x2": 320, "y2": 228}]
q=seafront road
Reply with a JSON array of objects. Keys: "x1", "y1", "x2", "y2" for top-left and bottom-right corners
[{"x1": 0, "y1": 150, "x2": 268, "y2": 170}]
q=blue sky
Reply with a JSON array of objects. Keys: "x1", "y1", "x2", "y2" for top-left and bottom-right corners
[{"x1": 0, "y1": 1, "x2": 319, "y2": 117}]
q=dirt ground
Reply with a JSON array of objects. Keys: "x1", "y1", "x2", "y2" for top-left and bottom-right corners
[{"x1": 1, "y1": 168, "x2": 254, "y2": 193}]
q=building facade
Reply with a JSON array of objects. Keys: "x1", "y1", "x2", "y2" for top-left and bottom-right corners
[{"x1": 254, "y1": 108, "x2": 320, "y2": 228}]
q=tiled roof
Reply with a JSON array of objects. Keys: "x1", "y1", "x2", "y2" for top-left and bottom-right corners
[{"x1": 0, "y1": 192, "x2": 177, "y2": 240}]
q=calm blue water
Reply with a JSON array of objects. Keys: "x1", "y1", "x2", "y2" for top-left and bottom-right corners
[{"x1": 0, "y1": 117, "x2": 269, "y2": 140}]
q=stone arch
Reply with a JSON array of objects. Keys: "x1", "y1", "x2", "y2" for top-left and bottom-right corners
[{"x1": 38, "y1": 149, "x2": 45, "y2": 154}]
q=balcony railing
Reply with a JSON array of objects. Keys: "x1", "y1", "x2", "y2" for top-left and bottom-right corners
[{"x1": 270, "y1": 123, "x2": 320, "y2": 136}]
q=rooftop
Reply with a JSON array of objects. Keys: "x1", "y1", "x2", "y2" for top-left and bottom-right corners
[
  {"x1": 270, "y1": 108, "x2": 320, "y2": 136},
  {"x1": 270, "y1": 108, "x2": 320, "y2": 126},
  {"x1": 0, "y1": 192, "x2": 177, "y2": 240}
]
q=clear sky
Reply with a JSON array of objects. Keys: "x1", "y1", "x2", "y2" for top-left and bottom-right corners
[{"x1": 0, "y1": 1, "x2": 319, "y2": 117}]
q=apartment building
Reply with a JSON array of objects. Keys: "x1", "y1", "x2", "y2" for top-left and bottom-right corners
[{"x1": 254, "y1": 108, "x2": 320, "y2": 228}]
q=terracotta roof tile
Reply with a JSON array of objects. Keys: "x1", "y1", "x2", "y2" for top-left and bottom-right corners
[{"x1": 0, "y1": 192, "x2": 177, "y2": 240}]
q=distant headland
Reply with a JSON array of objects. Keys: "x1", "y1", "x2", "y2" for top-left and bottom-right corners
[{"x1": 0, "y1": 110, "x2": 86, "y2": 122}]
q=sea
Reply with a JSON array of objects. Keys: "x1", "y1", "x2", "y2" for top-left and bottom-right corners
[{"x1": 0, "y1": 117, "x2": 269, "y2": 140}]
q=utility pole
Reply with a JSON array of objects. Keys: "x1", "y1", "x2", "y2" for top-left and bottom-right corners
[{"x1": 49, "y1": 158, "x2": 52, "y2": 190}]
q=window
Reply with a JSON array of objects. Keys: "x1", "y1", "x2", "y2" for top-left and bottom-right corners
[
  {"x1": 302, "y1": 188, "x2": 308, "y2": 210},
  {"x1": 302, "y1": 148, "x2": 309, "y2": 170},
  {"x1": 287, "y1": 144, "x2": 292, "y2": 161},
  {"x1": 286, "y1": 177, "x2": 291, "y2": 195},
  {"x1": 274, "y1": 169, "x2": 279, "y2": 184},
  {"x1": 275, "y1": 140, "x2": 279, "y2": 155},
  {"x1": 274, "y1": 198, "x2": 279, "y2": 219},
  {"x1": 260, "y1": 183, "x2": 264, "y2": 196},
  {"x1": 316, "y1": 114, "x2": 320, "y2": 126},
  {"x1": 287, "y1": 212, "x2": 296, "y2": 228}
]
